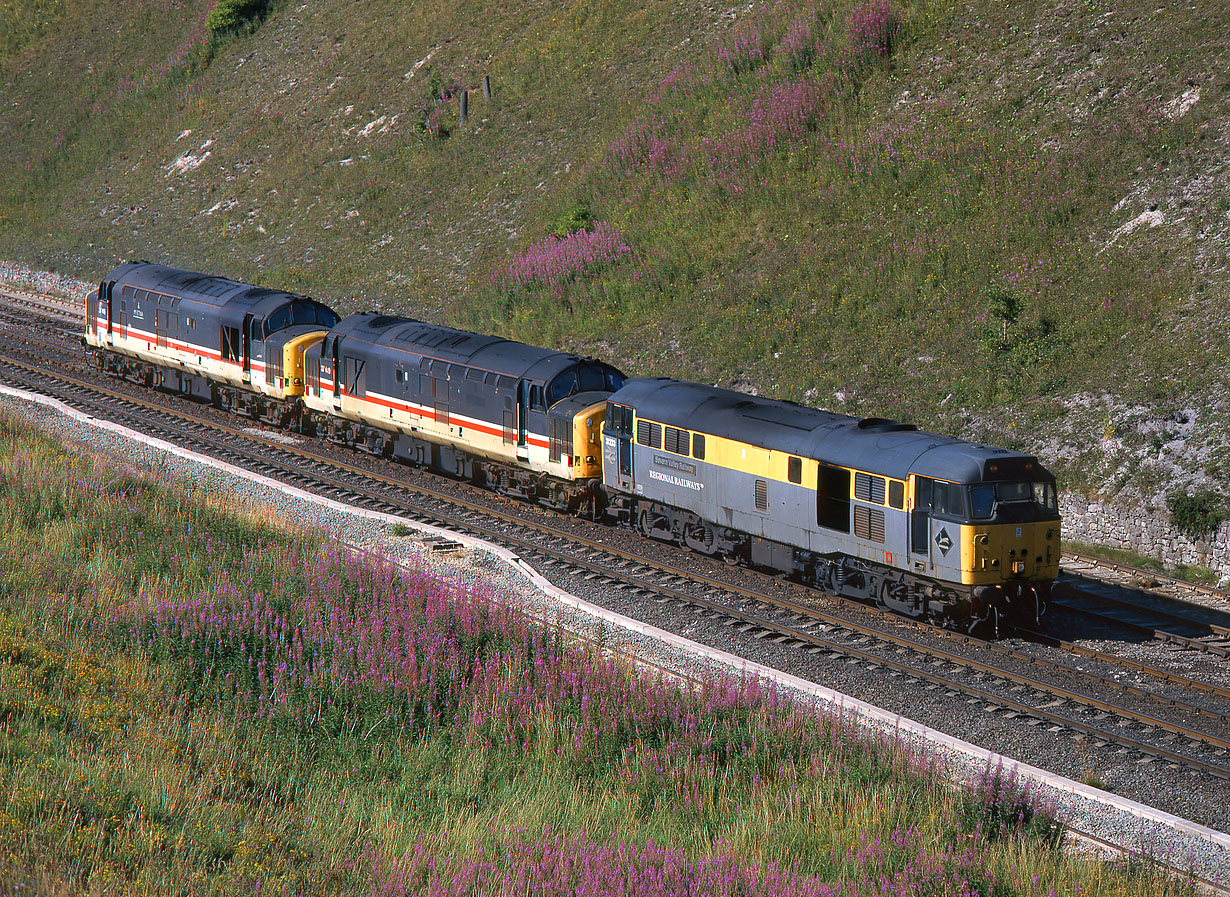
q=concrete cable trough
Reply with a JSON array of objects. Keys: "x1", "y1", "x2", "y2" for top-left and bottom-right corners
[{"x1": 1, "y1": 382, "x2": 1228, "y2": 891}]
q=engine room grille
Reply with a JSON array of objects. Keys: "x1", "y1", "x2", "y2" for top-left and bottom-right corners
[
  {"x1": 854, "y1": 472, "x2": 886, "y2": 504},
  {"x1": 636, "y1": 420, "x2": 662, "y2": 449},
  {"x1": 754, "y1": 479, "x2": 768, "y2": 512},
  {"x1": 854, "y1": 506, "x2": 886, "y2": 543},
  {"x1": 664, "y1": 426, "x2": 690, "y2": 455}
]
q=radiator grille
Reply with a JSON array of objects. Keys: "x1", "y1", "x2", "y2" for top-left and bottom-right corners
[
  {"x1": 854, "y1": 472, "x2": 886, "y2": 504},
  {"x1": 754, "y1": 479, "x2": 768, "y2": 512},
  {"x1": 636, "y1": 420, "x2": 662, "y2": 448},
  {"x1": 664, "y1": 426, "x2": 690, "y2": 455},
  {"x1": 854, "y1": 506, "x2": 885, "y2": 542}
]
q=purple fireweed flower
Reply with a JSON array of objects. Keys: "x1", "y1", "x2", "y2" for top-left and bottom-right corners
[
  {"x1": 498, "y1": 221, "x2": 632, "y2": 290},
  {"x1": 848, "y1": 0, "x2": 901, "y2": 60}
]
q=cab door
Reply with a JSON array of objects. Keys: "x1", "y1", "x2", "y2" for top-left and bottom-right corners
[
  {"x1": 241, "y1": 314, "x2": 253, "y2": 382},
  {"x1": 100, "y1": 282, "x2": 114, "y2": 345},
  {"x1": 911, "y1": 476, "x2": 964, "y2": 578},
  {"x1": 515, "y1": 381, "x2": 529, "y2": 462},
  {"x1": 248, "y1": 316, "x2": 265, "y2": 387},
  {"x1": 330, "y1": 337, "x2": 343, "y2": 411},
  {"x1": 910, "y1": 475, "x2": 933, "y2": 573},
  {"x1": 603, "y1": 402, "x2": 634, "y2": 492}
]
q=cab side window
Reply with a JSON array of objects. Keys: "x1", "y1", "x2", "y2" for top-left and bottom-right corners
[
  {"x1": 607, "y1": 403, "x2": 633, "y2": 437},
  {"x1": 936, "y1": 482, "x2": 965, "y2": 518},
  {"x1": 917, "y1": 478, "x2": 966, "y2": 518},
  {"x1": 265, "y1": 306, "x2": 292, "y2": 334}
]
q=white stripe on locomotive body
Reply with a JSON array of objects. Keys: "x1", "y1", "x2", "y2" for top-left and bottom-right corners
[
  {"x1": 303, "y1": 378, "x2": 572, "y2": 479},
  {"x1": 88, "y1": 316, "x2": 296, "y2": 400}
]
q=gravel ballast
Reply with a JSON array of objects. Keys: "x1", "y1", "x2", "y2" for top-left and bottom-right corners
[{"x1": 2, "y1": 383, "x2": 1229, "y2": 887}]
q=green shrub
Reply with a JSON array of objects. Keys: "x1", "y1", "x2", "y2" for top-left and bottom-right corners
[
  {"x1": 1166, "y1": 489, "x2": 1226, "y2": 539},
  {"x1": 206, "y1": 0, "x2": 267, "y2": 34},
  {"x1": 986, "y1": 285, "x2": 1023, "y2": 343},
  {"x1": 552, "y1": 201, "x2": 593, "y2": 238}
]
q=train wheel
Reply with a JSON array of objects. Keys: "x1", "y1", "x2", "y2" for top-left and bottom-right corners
[
  {"x1": 683, "y1": 524, "x2": 715, "y2": 555},
  {"x1": 637, "y1": 507, "x2": 652, "y2": 538},
  {"x1": 637, "y1": 506, "x2": 670, "y2": 541},
  {"x1": 880, "y1": 578, "x2": 924, "y2": 618}
]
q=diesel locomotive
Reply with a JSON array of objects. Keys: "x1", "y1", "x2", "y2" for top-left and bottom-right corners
[
  {"x1": 83, "y1": 261, "x2": 1060, "y2": 633},
  {"x1": 603, "y1": 379, "x2": 1059, "y2": 632}
]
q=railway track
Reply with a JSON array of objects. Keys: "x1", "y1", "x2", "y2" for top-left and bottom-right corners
[
  {"x1": 1, "y1": 332, "x2": 1229, "y2": 785},
  {"x1": 4, "y1": 287, "x2": 1230, "y2": 863},
  {"x1": 8, "y1": 293, "x2": 1230, "y2": 656},
  {"x1": 0, "y1": 284, "x2": 86, "y2": 324},
  {"x1": 1055, "y1": 555, "x2": 1230, "y2": 656}
]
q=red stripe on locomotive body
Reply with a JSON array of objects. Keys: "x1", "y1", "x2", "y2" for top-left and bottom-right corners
[
  {"x1": 101, "y1": 322, "x2": 230, "y2": 364},
  {"x1": 329, "y1": 387, "x2": 550, "y2": 450},
  {"x1": 101, "y1": 323, "x2": 553, "y2": 452},
  {"x1": 101, "y1": 323, "x2": 259, "y2": 369}
]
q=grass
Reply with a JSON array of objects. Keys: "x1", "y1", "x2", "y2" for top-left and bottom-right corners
[
  {"x1": 2, "y1": 0, "x2": 1229, "y2": 500},
  {"x1": 0, "y1": 411, "x2": 1208, "y2": 894}
]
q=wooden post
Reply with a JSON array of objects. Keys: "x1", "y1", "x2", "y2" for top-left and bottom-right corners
[
  {"x1": 459, "y1": 90, "x2": 468, "y2": 125},
  {"x1": 483, "y1": 75, "x2": 492, "y2": 101}
]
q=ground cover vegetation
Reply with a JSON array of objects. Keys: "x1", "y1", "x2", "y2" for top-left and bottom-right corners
[
  {"x1": 0, "y1": 412, "x2": 1206, "y2": 892},
  {"x1": 0, "y1": 0, "x2": 1228, "y2": 498}
]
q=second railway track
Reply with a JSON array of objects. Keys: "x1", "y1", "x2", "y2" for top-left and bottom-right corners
[{"x1": 3, "y1": 290, "x2": 1230, "y2": 832}]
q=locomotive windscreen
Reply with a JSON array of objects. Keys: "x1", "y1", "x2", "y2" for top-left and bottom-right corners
[
  {"x1": 263, "y1": 301, "x2": 340, "y2": 336},
  {"x1": 546, "y1": 364, "x2": 625, "y2": 406}
]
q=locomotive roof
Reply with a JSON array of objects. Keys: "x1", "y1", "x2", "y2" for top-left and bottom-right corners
[
  {"x1": 104, "y1": 262, "x2": 325, "y2": 316},
  {"x1": 611, "y1": 378, "x2": 1049, "y2": 485},
  {"x1": 332, "y1": 313, "x2": 610, "y2": 383}
]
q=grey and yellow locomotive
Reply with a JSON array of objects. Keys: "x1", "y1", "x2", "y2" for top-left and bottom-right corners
[{"x1": 601, "y1": 379, "x2": 1059, "y2": 632}]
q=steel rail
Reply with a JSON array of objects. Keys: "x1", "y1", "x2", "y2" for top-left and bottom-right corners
[{"x1": 1, "y1": 353, "x2": 1229, "y2": 782}]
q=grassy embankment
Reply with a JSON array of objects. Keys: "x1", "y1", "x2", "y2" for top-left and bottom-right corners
[
  {"x1": 2, "y1": 0, "x2": 1229, "y2": 495},
  {"x1": 0, "y1": 410, "x2": 1203, "y2": 893}
]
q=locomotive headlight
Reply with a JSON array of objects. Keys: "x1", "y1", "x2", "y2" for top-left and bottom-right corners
[{"x1": 586, "y1": 417, "x2": 593, "y2": 428}]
